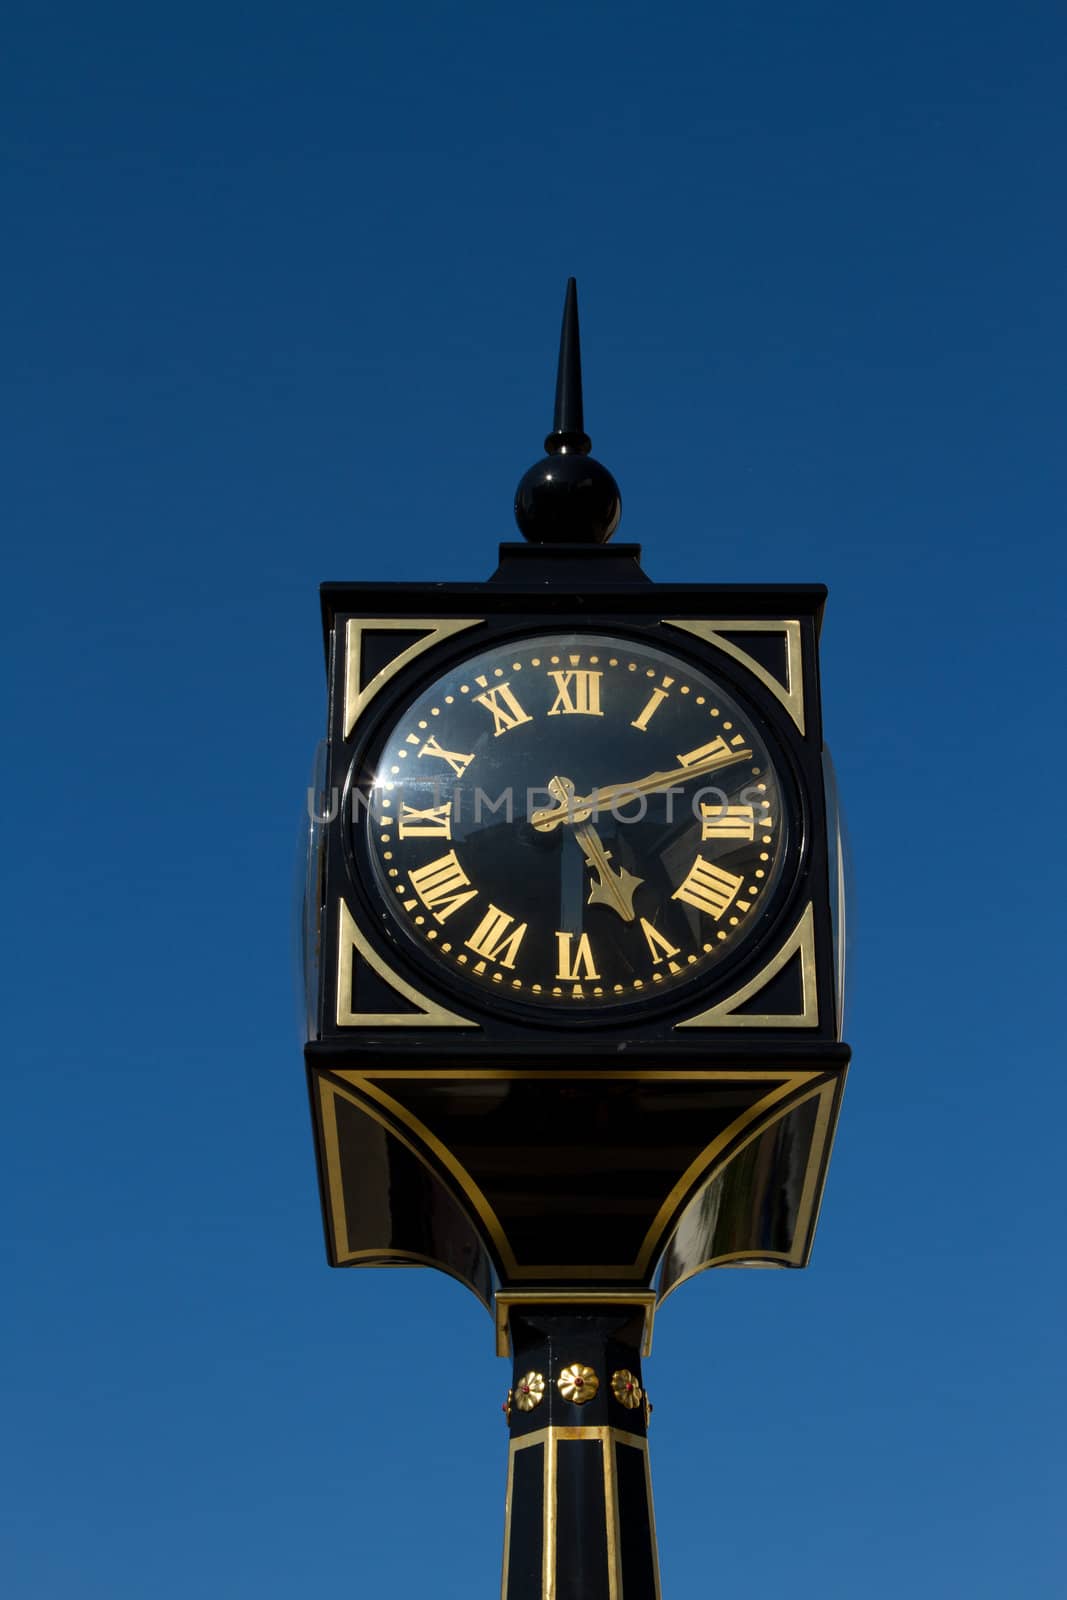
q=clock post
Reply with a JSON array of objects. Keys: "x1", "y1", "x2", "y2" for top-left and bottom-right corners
[{"x1": 302, "y1": 279, "x2": 851, "y2": 1598}]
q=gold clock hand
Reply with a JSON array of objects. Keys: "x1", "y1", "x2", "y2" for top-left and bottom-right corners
[
  {"x1": 547, "y1": 777, "x2": 644, "y2": 923},
  {"x1": 533, "y1": 742, "x2": 753, "y2": 833}
]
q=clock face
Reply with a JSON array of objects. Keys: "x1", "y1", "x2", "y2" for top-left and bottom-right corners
[{"x1": 352, "y1": 631, "x2": 795, "y2": 1017}]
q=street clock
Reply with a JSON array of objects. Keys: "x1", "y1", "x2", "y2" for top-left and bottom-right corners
[{"x1": 302, "y1": 281, "x2": 850, "y2": 1600}]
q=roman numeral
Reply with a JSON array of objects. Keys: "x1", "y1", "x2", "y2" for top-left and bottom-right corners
[
  {"x1": 473, "y1": 682, "x2": 533, "y2": 737},
  {"x1": 555, "y1": 931, "x2": 600, "y2": 981},
  {"x1": 417, "y1": 735, "x2": 474, "y2": 777},
  {"x1": 547, "y1": 669, "x2": 603, "y2": 717},
  {"x1": 677, "y1": 735, "x2": 733, "y2": 768},
  {"x1": 639, "y1": 918, "x2": 680, "y2": 964},
  {"x1": 671, "y1": 856, "x2": 744, "y2": 920},
  {"x1": 631, "y1": 675, "x2": 674, "y2": 732},
  {"x1": 408, "y1": 850, "x2": 478, "y2": 922},
  {"x1": 465, "y1": 904, "x2": 527, "y2": 969},
  {"x1": 398, "y1": 801, "x2": 452, "y2": 839},
  {"x1": 699, "y1": 803, "x2": 756, "y2": 841}
]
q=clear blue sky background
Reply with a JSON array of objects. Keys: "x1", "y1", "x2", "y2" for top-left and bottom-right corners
[{"x1": 3, "y1": 3, "x2": 1065, "y2": 1595}]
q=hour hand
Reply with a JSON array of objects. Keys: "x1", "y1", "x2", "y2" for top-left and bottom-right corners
[{"x1": 548, "y1": 776, "x2": 644, "y2": 924}]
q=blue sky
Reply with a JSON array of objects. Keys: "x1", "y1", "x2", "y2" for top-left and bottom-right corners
[{"x1": 3, "y1": 3, "x2": 1065, "y2": 1594}]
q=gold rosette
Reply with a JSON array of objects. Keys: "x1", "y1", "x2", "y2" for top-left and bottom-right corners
[
  {"x1": 610, "y1": 1369, "x2": 643, "y2": 1409},
  {"x1": 515, "y1": 1371, "x2": 545, "y2": 1412},
  {"x1": 557, "y1": 1363, "x2": 599, "y2": 1404}
]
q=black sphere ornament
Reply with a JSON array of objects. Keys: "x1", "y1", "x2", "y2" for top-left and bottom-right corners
[{"x1": 514, "y1": 279, "x2": 622, "y2": 545}]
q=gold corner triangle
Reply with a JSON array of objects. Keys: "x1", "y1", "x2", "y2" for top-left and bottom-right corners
[
  {"x1": 663, "y1": 618, "x2": 805, "y2": 734},
  {"x1": 344, "y1": 617, "x2": 483, "y2": 737},
  {"x1": 336, "y1": 898, "x2": 477, "y2": 1028},
  {"x1": 675, "y1": 902, "x2": 818, "y2": 1029}
]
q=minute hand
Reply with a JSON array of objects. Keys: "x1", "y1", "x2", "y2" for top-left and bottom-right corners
[{"x1": 531, "y1": 741, "x2": 753, "y2": 832}]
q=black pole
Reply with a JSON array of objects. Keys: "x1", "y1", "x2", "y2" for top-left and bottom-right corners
[{"x1": 502, "y1": 1305, "x2": 659, "y2": 1600}]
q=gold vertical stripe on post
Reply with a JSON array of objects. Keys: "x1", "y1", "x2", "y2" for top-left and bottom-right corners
[
  {"x1": 543, "y1": 1429, "x2": 557, "y2": 1599},
  {"x1": 603, "y1": 1434, "x2": 622, "y2": 1600},
  {"x1": 641, "y1": 1439, "x2": 663, "y2": 1600},
  {"x1": 500, "y1": 1437, "x2": 516, "y2": 1600}
]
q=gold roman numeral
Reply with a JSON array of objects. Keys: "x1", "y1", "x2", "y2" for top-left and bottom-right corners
[
  {"x1": 677, "y1": 735, "x2": 733, "y2": 768},
  {"x1": 473, "y1": 682, "x2": 533, "y2": 737},
  {"x1": 408, "y1": 850, "x2": 478, "y2": 922},
  {"x1": 639, "y1": 918, "x2": 680, "y2": 964},
  {"x1": 547, "y1": 669, "x2": 603, "y2": 717},
  {"x1": 398, "y1": 801, "x2": 452, "y2": 839},
  {"x1": 465, "y1": 904, "x2": 527, "y2": 969},
  {"x1": 672, "y1": 856, "x2": 744, "y2": 920},
  {"x1": 631, "y1": 675, "x2": 674, "y2": 732},
  {"x1": 417, "y1": 735, "x2": 474, "y2": 777},
  {"x1": 555, "y1": 931, "x2": 600, "y2": 981},
  {"x1": 699, "y1": 803, "x2": 756, "y2": 841}
]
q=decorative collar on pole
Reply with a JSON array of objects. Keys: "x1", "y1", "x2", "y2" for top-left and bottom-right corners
[{"x1": 513, "y1": 278, "x2": 623, "y2": 545}]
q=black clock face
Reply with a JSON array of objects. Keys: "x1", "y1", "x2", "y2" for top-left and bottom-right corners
[{"x1": 354, "y1": 631, "x2": 795, "y2": 1016}]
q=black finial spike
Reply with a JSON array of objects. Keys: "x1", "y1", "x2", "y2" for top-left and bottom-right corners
[
  {"x1": 552, "y1": 277, "x2": 586, "y2": 441},
  {"x1": 514, "y1": 279, "x2": 622, "y2": 545}
]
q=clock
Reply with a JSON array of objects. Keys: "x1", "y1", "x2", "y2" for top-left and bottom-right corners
[{"x1": 346, "y1": 628, "x2": 799, "y2": 1018}]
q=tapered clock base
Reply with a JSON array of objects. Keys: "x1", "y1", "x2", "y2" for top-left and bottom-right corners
[{"x1": 502, "y1": 1306, "x2": 659, "y2": 1600}]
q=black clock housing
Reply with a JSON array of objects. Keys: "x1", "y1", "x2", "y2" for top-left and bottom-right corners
[{"x1": 304, "y1": 541, "x2": 849, "y2": 1307}]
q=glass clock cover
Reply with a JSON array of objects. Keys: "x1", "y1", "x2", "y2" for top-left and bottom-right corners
[{"x1": 353, "y1": 631, "x2": 794, "y2": 1016}]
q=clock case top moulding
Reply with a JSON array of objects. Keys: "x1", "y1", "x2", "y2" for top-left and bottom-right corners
[{"x1": 304, "y1": 539, "x2": 850, "y2": 1312}]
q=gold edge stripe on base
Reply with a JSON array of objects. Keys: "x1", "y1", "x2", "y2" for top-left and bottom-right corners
[
  {"x1": 790, "y1": 1070, "x2": 847, "y2": 1265},
  {"x1": 317, "y1": 1074, "x2": 349, "y2": 1260},
  {"x1": 351, "y1": 1067, "x2": 824, "y2": 1080},
  {"x1": 337, "y1": 1070, "x2": 824, "y2": 1280},
  {"x1": 339, "y1": 1248, "x2": 493, "y2": 1309},
  {"x1": 655, "y1": 1078, "x2": 841, "y2": 1306}
]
